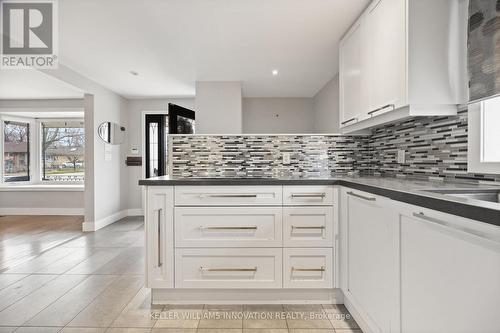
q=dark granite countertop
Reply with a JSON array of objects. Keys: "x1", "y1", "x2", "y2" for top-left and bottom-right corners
[{"x1": 139, "y1": 175, "x2": 500, "y2": 226}]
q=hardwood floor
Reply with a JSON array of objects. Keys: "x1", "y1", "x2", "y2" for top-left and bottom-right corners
[{"x1": 0, "y1": 216, "x2": 361, "y2": 333}]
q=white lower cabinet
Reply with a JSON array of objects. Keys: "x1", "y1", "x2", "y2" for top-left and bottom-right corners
[
  {"x1": 175, "y1": 248, "x2": 282, "y2": 289},
  {"x1": 283, "y1": 206, "x2": 333, "y2": 247},
  {"x1": 399, "y1": 207, "x2": 500, "y2": 333},
  {"x1": 145, "y1": 186, "x2": 174, "y2": 288},
  {"x1": 175, "y1": 206, "x2": 282, "y2": 248},
  {"x1": 283, "y1": 248, "x2": 333, "y2": 289},
  {"x1": 341, "y1": 188, "x2": 398, "y2": 333}
]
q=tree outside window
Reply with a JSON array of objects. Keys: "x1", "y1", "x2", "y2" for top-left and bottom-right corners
[
  {"x1": 3, "y1": 121, "x2": 30, "y2": 182},
  {"x1": 41, "y1": 121, "x2": 85, "y2": 182}
]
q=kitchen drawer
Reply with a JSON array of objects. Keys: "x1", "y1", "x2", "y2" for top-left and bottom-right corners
[
  {"x1": 175, "y1": 248, "x2": 282, "y2": 289},
  {"x1": 283, "y1": 186, "x2": 333, "y2": 206},
  {"x1": 283, "y1": 248, "x2": 333, "y2": 289},
  {"x1": 175, "y1": 207, "x2": 282, "y2": 248},
  {"x1": 283, "y1": 207, "x2": 333, "y2": 247},
  {"x1": 174, "y1": 186, "x2": 282, "y2": 206}
]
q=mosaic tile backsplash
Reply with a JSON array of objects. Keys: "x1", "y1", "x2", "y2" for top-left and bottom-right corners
[
  {"x1": 170, "y1": 135, "x2": 371, "y2": 177},
  {"x1": 169, "y1": 109, "x2": 500, "y2": 182}
]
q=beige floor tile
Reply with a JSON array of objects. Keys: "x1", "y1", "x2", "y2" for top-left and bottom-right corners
[
  {"x1": 111, "y1": 287, "x2": 160, "y2": 328},
  {"x1": 286, "y1": 319, "x2": 333, "y2": 329},
  {"x1": 59, "y1": 328, "x2": 107, "y2": 333},
  {"x1": 242, "y1": 329, "x2": 288, "y2": 333},
  {"x1": 196, "y1": 328, "x2": 243, "y2": 333},
  {"x1": 242, "y1": 319, "x2": 287, "y2": 329},
  {"x1": 0, "y1": 274, "x2": 28, "y2": 290},
  {"x1": 289, "y1": 328, "x2": 336, "y2": 333},
  {"x1": 14, "y1": 328, "x2": 61, "y2": 333},
  {"x1": 68, "y1": 275, "x2": 143, "y2": 327},
  {"x1": 153, "y1": 305, "x2": 203, "y2": 329},
  {"x1": 283, "y1": 304, "x2": 324, "y2": 313},
  {"x1": 152, "y1": 329, "x2": 196, "y2": 333},
  {"x1": 0, "y1": 274, "x2": 87, "y2": 326},
  {"x1": 0, "y1": 274, "x2": 57, "y2": 311},
  {"x1": 106, "y1": 328, "x2": 152, "y2": 333},
  {"x1": 0, "y1": 328, "x2": 16, "y2": 333},
  {"x1": 26, "y1": 275, "x2": 117, "y2": 327},
  {"x1": 93, "y1": 247, "x2": 144, "y2": 275}
]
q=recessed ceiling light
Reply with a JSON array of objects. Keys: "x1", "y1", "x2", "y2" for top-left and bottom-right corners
[
  {"x1": 129, "y1": 71, "x2": 139, "y2": 76},
  {"x1": 272, "y1": 69, "x2": 279, "y2": 76}
]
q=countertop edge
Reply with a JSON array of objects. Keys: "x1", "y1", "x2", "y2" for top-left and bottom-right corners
[{"x1": 139, "y1": 178, "x2": 500, "y2": 227}]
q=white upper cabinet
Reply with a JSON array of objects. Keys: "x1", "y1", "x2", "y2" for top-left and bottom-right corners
[
  {"x1": 339, "y1": 0, "x2": 468, "y2": 133},
  {"x1": 339, "y1": 21, "x2": 367, "y2": 126},
  {"x1": 366, "y1": 0, "x2": 406, "y2": 115}
]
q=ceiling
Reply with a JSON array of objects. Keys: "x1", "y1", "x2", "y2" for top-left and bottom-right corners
[
  {"x1": 58, "y1": 0, "x2": 369, "y2": 98},
  {"x1": 0, "y1": 69, "x2": 83, "y2": 99}
]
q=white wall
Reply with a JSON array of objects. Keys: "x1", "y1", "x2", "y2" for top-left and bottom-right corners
[
  {"x1": 0, "y1": 190, "x2": 84, "y2": 215},
  {"x1": 242, "y1": 98, "x2": 315, "y2": 133},
  {"x1": 125, "y1": 98, "x2": 195, "y2": 210},
  {"x1": 195, "y1": 82, "x2": 242, "y2": 134},
  {"x1": 42, "y1": 65, "x2": 128, "y2": 231},
  {"x1": 313, "y1": 75, "x2": 340, "y2": 133}
]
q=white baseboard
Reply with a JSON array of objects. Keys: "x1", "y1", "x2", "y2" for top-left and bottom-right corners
[
  {"x1": 344, "y1": 293, "x2": 376, "y2": 333},
  {"x1": 83, "y1": 209, "x2": 127, "y2": 232},
  {"x1": 82, "y1": 208, "x2": 144, "y2": 232},
  {"x1": 0, "y1": 207, "x2": 84, "y2": 216}
]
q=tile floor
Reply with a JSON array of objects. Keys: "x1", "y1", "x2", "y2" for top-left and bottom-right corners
[{"x1": 0, "y1": 215, "x2": 362, "y2": 333}]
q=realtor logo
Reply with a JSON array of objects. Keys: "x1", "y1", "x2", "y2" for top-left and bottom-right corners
[{"x1": 1, "y1": 0, "x2": 58, "y2": 68}]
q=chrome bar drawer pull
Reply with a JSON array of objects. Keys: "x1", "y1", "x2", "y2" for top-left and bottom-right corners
[
  {"x1": 291, "y1": 193, "x2": 326, "y2": 198},
  {"x1": 199, "y1": 226, "x2": 258, "y2": 230},
  {"x1": 291, "y1": 226, "x2": 326, "y2": 230},
  {"x1": 200, "y1": 194, "x2": 258, "y2": 198},
  {"x1": 341, "y1": 117, "x2": 358, "y2": 125},
  {"x1": 347, "y1": 191, "x2": 376, "y2": 201},
  {"x1": 157, "y1": 208, "x2": 162, "y2": 268},
  {"x1": 292, "y1": 266, "x2": 325, "y2": 272},
  {"x1": 412, "y1": 212, "x2": 500, "y2": 244},
  {"x1": 367, "y1": 103, "x2": 395, "y2": 115},
  {"x1": 200, "y1": 267, "x2": 258, "y2": 272}
]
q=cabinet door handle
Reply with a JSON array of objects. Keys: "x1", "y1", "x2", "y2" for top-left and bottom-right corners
[
  {"x1": 291, "y1": 226, "x2": 326, "y2": 230},
  {"x1": 292, "y1": 266, "x2": 325, "y2": 272},
  {"x1": 200, "y1": 194, "x2": 258, "y2": 198},
  {"x1": 157, "y1": 208, "x2": 162, "y2": 268},
  {"x1": 291, "y1": 193, "x2": 326, "y2": 198},
  {"x1": 341, "y1": 117, "x2": 358, "y2": 125},
  {"x1": 200, "y1": 267, "x2": 258, "y2": 272},
  {"x1": 367, "y1": 103, "x2": 395, "y2": 116},
  {"x1": 412, "y1": 212, "x2": 499, "y2": 244},
  {"x1": 199, "y1": 226, "x2": 258, "y2": 230},
  {"x1": 347, "y1": 191, "x2": 376, "y2": 201}
]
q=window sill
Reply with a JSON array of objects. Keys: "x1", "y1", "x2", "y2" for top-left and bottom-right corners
[{"x1": 0, "y1": 184, "x2": 84, "y2": 192}]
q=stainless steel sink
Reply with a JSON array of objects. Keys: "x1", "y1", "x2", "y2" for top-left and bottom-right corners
[{"x1": 424, "y1": 189, "x2": 500, "y2": 203}]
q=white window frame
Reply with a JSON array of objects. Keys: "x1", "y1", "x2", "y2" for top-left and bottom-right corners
[
  {"x1": 0, "y1": 115, "x2": 85, "y2": 185},
  {"x1": 467, "y1": 101, "x2": 500, "y2": 174},
  {"x1": 0, "y1": 114, "x2": 36, "y2": 185}
]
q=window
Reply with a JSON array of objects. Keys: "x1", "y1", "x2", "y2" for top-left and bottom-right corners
[
  {"x1": 41, "y1": 121, "x2": 85, "y2": 182},
  {"x1": 481, "y1": 97, "x2": 500, "y2": 162},
  {"x1": 468, "y1": 97, "x2": 500, "y2": 174},
  {"x1": 3, "y1": 121, "x2": 30, "y2": 182}
]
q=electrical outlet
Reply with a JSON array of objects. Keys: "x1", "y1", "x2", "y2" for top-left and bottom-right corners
[
  {"x1": 397, "y1": 149, "x2": 406, "y2": 164},
  {"x1": 283, "y1": 152, "x2": 291, "y2": 165}
]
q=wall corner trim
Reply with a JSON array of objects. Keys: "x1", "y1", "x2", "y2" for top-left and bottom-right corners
[{"x1": 82, "y1": 208, "x2": 144, "y2": 232}]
